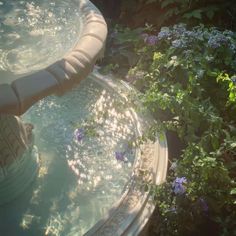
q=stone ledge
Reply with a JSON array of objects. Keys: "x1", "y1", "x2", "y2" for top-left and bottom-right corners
[{"x1": 0, "y1": 84, "x2": 20, "y2": 115}]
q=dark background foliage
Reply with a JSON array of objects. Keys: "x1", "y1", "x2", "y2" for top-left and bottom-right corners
[{"x1": 91, "y1": 0, "x2": 236, "y2": 30}]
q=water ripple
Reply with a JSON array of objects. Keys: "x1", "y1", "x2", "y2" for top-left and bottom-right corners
[{"x1": 0, "y1": 0, "x2": 82, "y2": 80}]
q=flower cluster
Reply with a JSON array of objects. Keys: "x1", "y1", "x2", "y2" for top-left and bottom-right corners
[
  {"x1": 142, "y1": 33, "x2": 158, "y2": 45},
  {"x1": 157, "y1": 27, "x2": 172, "y2": 40},
  {"x1": 207, "y1": 33, "x2": 228, "y2": 49},
  {"x1": 156, "y1": 24, "x2": 236, "y2": 55},
  {"x1": 141, "y1": 24, "x2": 236, "y2": 54},
  {"x1": 173, "y1": 24, "x2": 187, "y2": 36},
  {"x1": 172, "y1": 39, "x2": 187, "y2": 48},
  {"x1": 172, "y1": 177, "x2": 187, "y2": 195},
  {"x1": 115, "y1": 151, "x2": 126, "y2": 161}
]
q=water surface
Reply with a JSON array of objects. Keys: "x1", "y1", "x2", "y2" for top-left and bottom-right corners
[
  {"x1": 0, "y1": 77, "x2": 138, "y2": 236},
  {"x1": 0, "y1": 0, "x2": 82, "y2": 83}
]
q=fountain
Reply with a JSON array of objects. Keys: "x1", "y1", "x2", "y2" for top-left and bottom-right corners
[{"x1": 0, "y1": 0, "x2": 168, "y2": 235}]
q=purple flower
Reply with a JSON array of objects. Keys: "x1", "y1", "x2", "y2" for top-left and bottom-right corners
[
  {"x1": 184, "y1": 30, "x2": 197, "y2": 38},
  {"x1": 173, "y1": 24, "x2": 186, "y2": 35},
  {"x1": 208, "y1": 38, "x2": 220, "y2": 49},
  {"x1": 172, "y1": 39, "x2": 186, "y2": 48},
  {"x1": 199, "y1": 198, "x2": 208, "y2": 213},
  {"x1": 145, "y1": 35, "x2": 158, "y2": 46},
  {"x1": 115, "y1": 151, "x2": 125, "y2": 161},
  {"x1": 157, "y1": 27, "x2": 171, "y2": 40},
  {"x1": 184, "y1": 30, "x2": 204, "y2": 42},
  {"x1": 208, "y1": 34, "x2": 228, "y2": 49},
  {"x1": 172, "y1": 177, "x2": 187, "y2": 195},
  {"x1": 74, "y1": 128, "x2": 85, "y2": 142}
]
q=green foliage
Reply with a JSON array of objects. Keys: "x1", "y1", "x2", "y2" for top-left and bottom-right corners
[
  {"x1": 140, "y1": 24, "x2": 236, "y2": 235},
  {"x1": 102, "y1": 23, "x2": 236, "y2": 235},
  {"x1": 156, "y1": 0, "x2": 235, "y2": 25},
  {"x1": 154, "y1": 143, "x2": 236, "y2": 235},
  {"x1": 118, "y1": 0, "x2": 236, "y2": 30},
  {"x1": 100, "y1": 26, "x2": 144, "y2": 75},
  {"x1": 217, "y1": 73, "x2": 236, "y2": 104}
]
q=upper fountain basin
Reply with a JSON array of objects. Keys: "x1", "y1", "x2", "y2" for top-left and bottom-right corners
[{"x1": 0, "y1": 0, "x2": 107, "y2": 115}]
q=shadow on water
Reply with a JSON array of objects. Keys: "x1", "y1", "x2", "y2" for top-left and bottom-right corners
[{"x1": 0, "y1": 153, "x2": 76, "y2": 236}]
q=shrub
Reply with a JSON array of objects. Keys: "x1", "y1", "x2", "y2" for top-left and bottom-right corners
[
  {"x1": 135, "y1": 24, "x2": 236, "y2": 236},
  {"x1": 102, "y1": 24, "x2": 236, "y2": 235}
]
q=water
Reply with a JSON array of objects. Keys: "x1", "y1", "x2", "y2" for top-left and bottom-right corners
[
  {"x1": 0, "y1": 0, "x2": 82, "y2": 83},
  {"x1": 0, "y1": 76, "x2": 139, "y2": 235}
]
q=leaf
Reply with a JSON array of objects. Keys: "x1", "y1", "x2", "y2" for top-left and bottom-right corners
[
  {"x1": 229, "y1": 92, "x2": 236, "y2": 102},
  {"x1": 183, "y1": 10, "x2": 202, "y2": 20},
  {"x1": 230, "y1": 188, "x2": 236, "y2": 195},
  {"x1": 230, "y1": 142, "x2": 236, "y2": 148},
  {"x1": 165, "y1": 7, "x2": 179, "y2": 18},
  {"x1": 160, "y1": 0, "x2": 174, "y2": 9},
  {"x1": 211, "y1": 135, "x2": 220, "y2": 150},
  {"x1": 207, "y1": 71, "x2": 218, "y2": 77},
  {"x1": 206, "y1": 10, "x2": 215, "y2": 20},
  {"x1": 204, "y1": 5, "x2": 219, "y2": 20}
]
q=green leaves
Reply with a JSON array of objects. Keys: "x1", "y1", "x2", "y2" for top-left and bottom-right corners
[
  {"x1": 103, "y1": 22, "x2": 236, "y2": 236},
  {"x1": 133, "y1": 24, "x2": 236, "y2": 235},
  {"x1": 184, "y1": 10, "x2": 202, "y2": 20},
  {"x1": 183, "y1": 6, "x2": 219, "y2": 20},
  {"x1": 230, "y1": 188, "x2": 236, "y2": 195},
  {"x1": 216, "y1": 73, "x2": 236, "y2": 104}
]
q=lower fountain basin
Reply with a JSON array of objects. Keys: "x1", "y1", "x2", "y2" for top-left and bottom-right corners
[{"x1": 0, "y1": 71, "x2": 168, "y2": 236}]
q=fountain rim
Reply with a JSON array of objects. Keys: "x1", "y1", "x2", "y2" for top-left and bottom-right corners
[{"x1": 0, "y1": 0, "x2": 107, "y2": 116}]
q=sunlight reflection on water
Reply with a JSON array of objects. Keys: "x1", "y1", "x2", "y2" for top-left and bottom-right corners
[
  {"x1": 0, "y1": 76, "x2": 139, "y2": 236},
  {"x1": 0, "y1": 0, "x2": 82, "y2": 83}
]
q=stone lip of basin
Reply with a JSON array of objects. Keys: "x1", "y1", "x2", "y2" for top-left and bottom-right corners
[
  {"x1": 0, "y1": 0, "x2": 107, "y2": 116},
  {"x1": 85, "y1": 71, "x2": 168, "y2": 236}
]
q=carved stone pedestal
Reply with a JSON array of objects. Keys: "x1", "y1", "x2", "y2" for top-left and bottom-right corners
[{"x1": 0, "y1": 115, "x2": 39, "y2": 205}]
